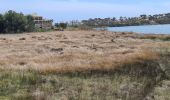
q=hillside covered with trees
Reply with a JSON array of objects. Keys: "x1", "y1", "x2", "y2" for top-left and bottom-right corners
[
  {"x1": 82, "y1": 13, "x2": 170, "y2": 27},
  {"x1": 0, "y1": 10, "x2": 35, "y2": 33}
]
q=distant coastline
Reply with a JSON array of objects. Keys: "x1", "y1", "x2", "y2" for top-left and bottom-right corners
[{"x1": 82, "y1": 13, "x2": 170, "y2": 27}]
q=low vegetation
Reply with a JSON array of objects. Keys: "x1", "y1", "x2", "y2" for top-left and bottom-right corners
[
  {"x1": 0, "y1": 31, "x2": 170, "y2": 99},
  {"x1": 140, "y1": 34, "x2": 170, "y2": 41},
  {"x1": 55, "y1": 23, "x2": 67, "y2": 30}
]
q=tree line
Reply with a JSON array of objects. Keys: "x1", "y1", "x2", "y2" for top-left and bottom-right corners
[
  {"x1": 82, "y1": 13, "x2": 170, "y2": 27},
  {"x1": 0, "y1": 10, "x2": 35, "y2": 33}
]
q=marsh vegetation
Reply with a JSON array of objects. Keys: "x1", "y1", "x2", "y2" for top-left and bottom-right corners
[{"x1": 0, "y1": 31, "x2": 170, "y2": 100}]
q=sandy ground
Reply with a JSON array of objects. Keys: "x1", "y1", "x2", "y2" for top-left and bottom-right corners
[{"x1": 0, "y1": 31, "x2": 164, "y2": 72}]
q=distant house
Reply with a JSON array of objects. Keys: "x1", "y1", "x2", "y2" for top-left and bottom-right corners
[{"x1": 32, "y1": 14, "x2": 53, "y2": 29}]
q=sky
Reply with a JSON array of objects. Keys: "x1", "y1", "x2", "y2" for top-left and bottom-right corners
[{"x1": 0, "y1": 0, "x2": 170, "y2": 22}]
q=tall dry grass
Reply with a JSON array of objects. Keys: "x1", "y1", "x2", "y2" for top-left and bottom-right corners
[
  {"x1": 28, "y1": 49, "x2": 159, "y2": 74},
  {"x1": 0, "y1": 47, "x2": 159, "y2": 74},
  {"x1": 0, "y1": 31, "x2": 163, "y2": 74}
]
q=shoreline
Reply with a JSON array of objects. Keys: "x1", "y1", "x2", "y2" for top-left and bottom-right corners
[{"x1": 95, "y1": 24, "x2": 170, "y2": 34}]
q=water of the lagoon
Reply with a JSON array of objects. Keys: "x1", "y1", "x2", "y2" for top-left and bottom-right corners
[{"x1": 105, "y1": 24, "x2": 170, "y2": 34}]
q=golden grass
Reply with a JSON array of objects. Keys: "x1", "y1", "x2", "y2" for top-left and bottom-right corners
[
  {"x1": 0, "y1": 31, "x2": 166, "y2": 74},
  {"x1": 0, "y1": 31, "x2": 170, "y2": 100},
  {"x1": 29, "y1": 49, "x2": 159, "y2": 74}
]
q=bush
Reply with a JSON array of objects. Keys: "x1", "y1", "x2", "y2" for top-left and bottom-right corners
[
  {"x1": 55, "y1": 23, "x2": 67, "y2": 29},
  {"x1": 35, "y1": 28, "x2": 53, "y2": 32}
]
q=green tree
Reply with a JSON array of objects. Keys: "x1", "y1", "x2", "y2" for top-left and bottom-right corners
[
  {"x1": 0, "y1": 14, "x2": 4, "y2": 33},
  {"x1": 55, "y1": 23, "x2": 67, "y2": 29},
  {"x1": 54, "y1": 23, "x2": 59, "y2": 28},
  {"x1": 0, "y1": 10, "x2": 35, "y2": 33},
  {"x1": 59, "y1": 23, "x2": 67, "y2": 29},
  {"x1": 25, "y1": 15, "x2": 35, "y2": 32},
  {"x1": 4, "y1": 10, "x2": 27, "y2": 33}
]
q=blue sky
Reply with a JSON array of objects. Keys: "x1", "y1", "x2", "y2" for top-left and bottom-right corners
[{"x1": 0, "y1": 0, "x2": 170, "y2": 22}]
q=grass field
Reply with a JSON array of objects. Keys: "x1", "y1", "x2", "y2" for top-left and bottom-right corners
[{"x1": 0, "y1": 31, "x2": 170, "y2": 100}]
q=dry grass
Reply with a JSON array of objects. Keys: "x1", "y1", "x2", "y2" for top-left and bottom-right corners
[
  {"x1": 0, "y1": 31, "x2": 170, "y2": 100},
  {"x1": 140, "y1": 34, "x2": 170, "y2": 41},
  {"x1": 0, "y1": 31, "x2": 166, "y2": 74},
  {"x1": 29, "y1": 50, "x2": 158, "y2": 74}
]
